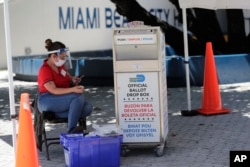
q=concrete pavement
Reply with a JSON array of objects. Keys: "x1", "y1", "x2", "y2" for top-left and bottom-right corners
[{"x1": 0, "y1": 70, "x2": 250, "y2": 167}]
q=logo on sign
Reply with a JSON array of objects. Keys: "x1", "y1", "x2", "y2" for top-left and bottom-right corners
[{"x1": 129, "y1": 74, "x2": 145, "y2": 82}]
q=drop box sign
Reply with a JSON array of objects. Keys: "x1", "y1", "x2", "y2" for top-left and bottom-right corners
[{"x1": 117, "y1": 72, "x2": 160, "y2": 143}]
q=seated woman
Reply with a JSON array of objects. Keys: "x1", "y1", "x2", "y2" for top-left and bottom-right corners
[{"x1": 37, "y1": 38, "x2": 93, "y2": 133}]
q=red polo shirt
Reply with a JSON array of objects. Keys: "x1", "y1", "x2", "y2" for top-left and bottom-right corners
[{"x1": 38, "y1": 59, "x2": 70, "y2": 93}]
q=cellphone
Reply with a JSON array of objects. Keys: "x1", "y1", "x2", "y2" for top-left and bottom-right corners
[
  {"x1": 76, "y1": 75, "x2": 84, "y2": 85},
  {"x1": 79, "y1": 75, "x2": 84, "y2": 80}
]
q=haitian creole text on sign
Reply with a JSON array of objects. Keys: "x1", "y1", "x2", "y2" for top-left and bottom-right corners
[{"x1": 117, "y1": 72, "x2": 160, "y2": 143}]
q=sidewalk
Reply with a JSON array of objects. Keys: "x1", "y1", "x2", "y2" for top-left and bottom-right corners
[{"x1": 0, "y1": 70, "x2": 250, "y2": 167}]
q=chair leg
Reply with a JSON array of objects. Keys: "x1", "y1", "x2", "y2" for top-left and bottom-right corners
[
  {"x1": 43, "y1": 126, "x2": 50, "y2": 160},
  {"x1": 42, "y1": 124, "x2": 64, "y2": 160}
]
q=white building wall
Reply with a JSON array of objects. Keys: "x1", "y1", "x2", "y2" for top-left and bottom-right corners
[{"x1": 0, "y1": 0, "x2": 176, "y2": 69}]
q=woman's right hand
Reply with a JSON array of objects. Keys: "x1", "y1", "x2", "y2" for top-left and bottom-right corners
[{"x1": 72, "y1": 85, "x2": 84, "y2": 93}]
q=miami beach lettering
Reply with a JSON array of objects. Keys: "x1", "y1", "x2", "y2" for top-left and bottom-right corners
[
  {"x1": 58, "y1": 7, "x2": 176, "y2": 29},
  {"x1": 58, "y1": 7, "x2": 128, "y2": 29},
  {"x1": 59, "y1": 7, "x2": 102, "y2": 29}
]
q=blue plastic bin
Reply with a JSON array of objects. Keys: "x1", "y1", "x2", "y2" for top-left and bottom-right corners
[{"x1": 60, "y1": 134, "x2": 123, "y2": 167}]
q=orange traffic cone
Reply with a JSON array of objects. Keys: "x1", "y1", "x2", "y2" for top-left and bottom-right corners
[
  {"x1": 16, "y1": 93, "x2": 39, "y2": 167},
  {"x1": 197, "y1": 42, "x2": 230, "y2": 115}
]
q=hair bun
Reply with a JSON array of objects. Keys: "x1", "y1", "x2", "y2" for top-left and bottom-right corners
[
  {"x1": 45, "y1": 39, "x2": 53, "y2": 50},
  {"x1": 44, "y1": 38, "x2": 66, "y2": 52}
]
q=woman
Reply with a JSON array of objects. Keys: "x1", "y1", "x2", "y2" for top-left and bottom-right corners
[{"x1": 37, "y1": 38, "x2": 92, "y2": 133}]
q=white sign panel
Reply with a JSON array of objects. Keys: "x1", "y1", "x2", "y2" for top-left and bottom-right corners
[
  {"x1": 116, "y1": 72, "x2": 160, "y2": 143},
  {"x1": 114, "y1": 34, "x2": 157, "y2": 45}
]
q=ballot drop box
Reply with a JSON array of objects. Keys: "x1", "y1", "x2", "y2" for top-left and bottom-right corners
[{"x1": 112, "y1": 26, "x2": 168, "y2": 156}]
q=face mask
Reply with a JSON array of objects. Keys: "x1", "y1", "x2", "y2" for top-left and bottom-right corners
[
  {"x1": 48, "y1": 48, "x2": 72, "y2": 69},
  {"x1": 54, "y1": 57, "x2": 66, "y2": 67}
]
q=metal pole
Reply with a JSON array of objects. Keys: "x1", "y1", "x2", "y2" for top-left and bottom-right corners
[
  {"x1": 180, "y1": 8, "x2": 198, "y2": 116},
  {"x1": 3, "y1": 0, "x2": 17, "y2": 158},
  {"x1": 182, "y1": 8, "x2": 191, "y2": 111}
]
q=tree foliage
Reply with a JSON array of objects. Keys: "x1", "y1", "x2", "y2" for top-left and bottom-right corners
[{"x1": 111, "y1": 0, "x2": 250, "y2": 56}]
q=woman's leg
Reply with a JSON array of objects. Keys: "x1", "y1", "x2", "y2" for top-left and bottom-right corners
[
  {"x1": 67, "y1": 94, "x2": 85, "y2": 130},
  {"x1": 81, "y1": 101, "x2": 93, "y2": 117},
  {"x1": 38, "y1": 93, "x2": 87, "y2": 130},
  {"x1": 38, "y1": 93, "x2": 71, "y2": 113}
]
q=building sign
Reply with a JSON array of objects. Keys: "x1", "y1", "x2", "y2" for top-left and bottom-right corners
[{"x1": 116, "y1": 72, "x2": 161, "y2": 143}]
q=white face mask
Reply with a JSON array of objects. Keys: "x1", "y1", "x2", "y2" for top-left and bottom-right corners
[
  {"x1": 54, "y1": 58, "x2": 66, "y2": 67},
  {"x1": 48, "y1": 48, "x2": 72, "y2": 69}
]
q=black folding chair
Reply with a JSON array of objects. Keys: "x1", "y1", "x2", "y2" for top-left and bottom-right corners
[{"x1": 32, "y1": 97, "x2": 86, "y2": 160}]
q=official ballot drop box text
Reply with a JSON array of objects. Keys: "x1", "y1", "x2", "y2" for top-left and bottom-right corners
[{"x1": 112, "y1": 27, "x2": 168, "y2": 152}]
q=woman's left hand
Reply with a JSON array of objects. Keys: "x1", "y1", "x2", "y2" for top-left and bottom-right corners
[{"x1": 72, "y1": 75, "x2": 83, "y2": 85}]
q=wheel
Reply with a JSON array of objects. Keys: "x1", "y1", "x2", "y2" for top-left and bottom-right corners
[{"x1": 155, "y1": 146, "x2": 164, "y2": 157}]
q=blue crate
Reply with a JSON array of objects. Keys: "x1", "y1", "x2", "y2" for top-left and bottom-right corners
[{"x1": 60, "y1": 134, "x2": 123, "y2": 167}]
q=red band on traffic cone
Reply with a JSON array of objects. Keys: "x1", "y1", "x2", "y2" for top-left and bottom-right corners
[
  {"x1": 197, "y1": 42, "x2": 230, "y2": 115},
  {"x1": 16, "y1": 93, "x2": 39, "y2": 167}
]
